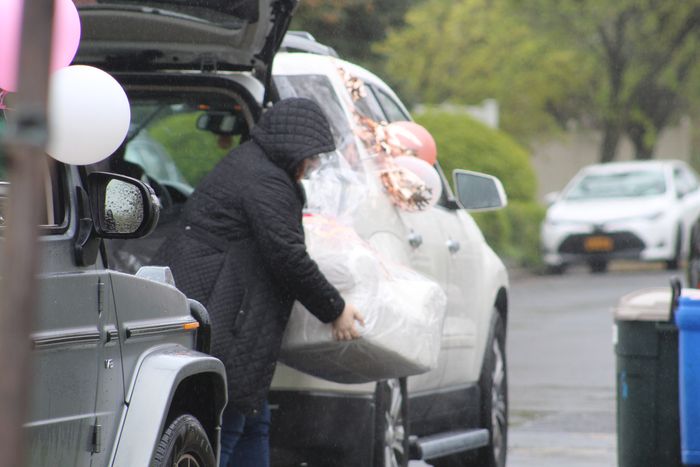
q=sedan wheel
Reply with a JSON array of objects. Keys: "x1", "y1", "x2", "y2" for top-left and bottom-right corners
[
  {"x1": 667, "y1": 227, "x2": 683, "y2": 270},
  {"x1": 472, "y1": 312, "x2": 508, "y2": 467},
  {"x1": 490, "y1": 338, "x2": 508, "y2": 464}
]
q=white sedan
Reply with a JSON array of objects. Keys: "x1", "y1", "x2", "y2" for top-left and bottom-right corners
[{"x1": 541, "y1": 160, "x2": 700, "y2": 273}]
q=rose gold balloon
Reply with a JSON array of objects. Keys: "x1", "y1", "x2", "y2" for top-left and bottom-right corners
[{"x1": 386, "y1": 121, "x2": 438, "y2": 165}]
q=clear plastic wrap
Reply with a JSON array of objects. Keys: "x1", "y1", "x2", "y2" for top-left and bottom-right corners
[
  {"x1": 279, "y1": 215, "x2": 447, "y2": 384},
  {"x1": 304, "y1": 149, "x2": 367, "y2": 225}
]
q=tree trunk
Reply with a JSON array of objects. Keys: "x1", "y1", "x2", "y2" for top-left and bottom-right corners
[
  {"x1": 628, "y1": 128, "x2": 655, "y2": 160},
  {"x1": 600, "y1": 122, "x2": 621, "y2": 163}
]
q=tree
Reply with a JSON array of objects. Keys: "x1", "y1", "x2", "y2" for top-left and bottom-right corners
[
  {"x1": 379, "y1": 0, "x2": 700, "y2": 162},
  {"x1": 377, "y1": 0, "x2": 590, "y2": 139},
  {"x1": 509, "y1": 0, "x2": 700, "y2": 161},
  {"x1": 290, "y1": 0, "x2": 419, "y2": 70}
]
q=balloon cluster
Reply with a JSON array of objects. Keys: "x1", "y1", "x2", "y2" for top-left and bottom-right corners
[
  {"x1": 0, "y1": 0, "x2": 130, "y2": 165},
  {"x1": 337, "y1": 64, "x2": 441, "y2": 211}
]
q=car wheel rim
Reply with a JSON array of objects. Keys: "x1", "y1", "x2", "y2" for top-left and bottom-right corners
[
  {"x1": 491, "y1": 340, "x2": 507, "y2": 463},
  {"x1": 384, "y1": 379, "x2": 406, "y2": 467},
  {"x1": 175, "y1": 453, "x2": 201, "y2": 467}
]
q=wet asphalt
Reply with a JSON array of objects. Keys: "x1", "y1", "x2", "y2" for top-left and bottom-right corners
[{"x1": 505, "y1": 264, "x2": 680, "y2": 467}]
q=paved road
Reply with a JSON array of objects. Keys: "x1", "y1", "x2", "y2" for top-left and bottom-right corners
[{"x1": 505, "y1": 264, "x2": 680, "y2": 467}]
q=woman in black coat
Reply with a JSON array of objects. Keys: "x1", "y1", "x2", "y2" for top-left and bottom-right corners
[{"x1": 153, "y1": 98, "x2": 364, "y2": 466}]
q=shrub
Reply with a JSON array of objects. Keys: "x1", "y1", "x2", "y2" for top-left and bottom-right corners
[{"x1": 504, "y1": 201, "x2": 546, "y2": 267}]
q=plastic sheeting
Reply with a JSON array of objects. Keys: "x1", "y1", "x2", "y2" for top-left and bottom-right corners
[
  {"x1": 279, "y1": 215, "x2": 447, "y2": 384},
  {"x1": 304, "y1": 149, "x2": 367, "y2": 225}
]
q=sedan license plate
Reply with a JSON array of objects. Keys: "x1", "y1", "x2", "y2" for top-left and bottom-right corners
[{"x1": 584, "y1": 235, "x2": 614, "y2": 252}]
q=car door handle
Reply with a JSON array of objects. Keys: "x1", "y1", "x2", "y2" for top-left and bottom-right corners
[
  {"x1": 408, "y1": 231, "x2": 423, "y2": 248},
  {"x1": 447, "y1": 239, "x2": 461, "y2": 253}
]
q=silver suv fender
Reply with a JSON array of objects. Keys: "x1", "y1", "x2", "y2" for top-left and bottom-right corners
[{"x1": 111, "y1": 344, "x2": 226, "y2": 466}]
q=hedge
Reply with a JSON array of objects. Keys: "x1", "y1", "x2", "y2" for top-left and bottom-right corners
[{"x1": 415, "y1": 109, "x2": 544, "y2": 267}]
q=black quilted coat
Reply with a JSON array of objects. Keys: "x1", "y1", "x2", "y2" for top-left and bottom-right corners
[{"x1": 153, "y1": 98, "x2": 345, "y2": 415}]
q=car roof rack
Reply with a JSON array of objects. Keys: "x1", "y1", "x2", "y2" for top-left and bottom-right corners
[{"x1": 280, "y1": 31, "x2": 339, "y2": 58}]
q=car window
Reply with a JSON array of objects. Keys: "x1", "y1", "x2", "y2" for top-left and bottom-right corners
[
  {"x1": 275, "y1": 74, "x2": 363, "y2": 168},
  {"x1": 124, "y1": 136, "x2": 190, "y2": 186},
  {"x1": 0, "y1": 158, "x2": 64, "y2": 229},
  {"x1": 564, "y1": 170, "x2": 667, "y2": 200},
  {"x1": 103, "y1": 94, "x2": 251, "y2": 273},
  {"x1": 354, "y1": 86, "x2": 386, "y2": 123},
  {"x1": 674, "y1": 166, "x2": 699, "y2": 197},
  {"x1": 1, "y1": 111, "x2": 65, "y2": 227},
  {"x1": 125, "y1": 101, "x2": 243, "y2": 189},
  {"x1": 371, "y1": 86, "x2": 410, "y2": 122}
]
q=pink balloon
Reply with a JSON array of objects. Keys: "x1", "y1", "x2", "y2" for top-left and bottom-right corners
[
  {"x1": 386, "y1": 121, "x2": 438, "y2": 165},
  {"x1": 51, "y1": 0, "x2": 81, "y2": 74},
  {"x1": 0, "y1": 0, "x2": 81, "y2": 92},
  {"x1": 393, "y1": 155, "x2": 443, "y2": 207}
]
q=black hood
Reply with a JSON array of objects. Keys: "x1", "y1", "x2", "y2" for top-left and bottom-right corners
[{"x1": 251, "y1": 98, "x2": 336, "y2": 176}]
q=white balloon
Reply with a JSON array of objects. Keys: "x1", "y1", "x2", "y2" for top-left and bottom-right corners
[
  {"x1": 393, "y1": 155, "x2": 443, "y2": 207},
  {"x1": 47, "y1": 65, "x2": 130, "y2": 165}
]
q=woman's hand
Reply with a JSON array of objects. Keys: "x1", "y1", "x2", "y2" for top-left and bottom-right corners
[{"x1": 332, "y1": 303, "x2": 365, "y2": 341}]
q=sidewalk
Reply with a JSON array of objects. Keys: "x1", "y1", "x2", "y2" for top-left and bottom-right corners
[{"x1": 507, "y1": 416, "x2": 616, "y2": 467}]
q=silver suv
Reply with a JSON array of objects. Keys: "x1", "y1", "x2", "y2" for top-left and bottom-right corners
[
  {"x1": 0, "y1": 159, "x2": 226, "y2": 466},
  {"x1": 1, "y1": 0, "x2": 296, "y2": 465}
]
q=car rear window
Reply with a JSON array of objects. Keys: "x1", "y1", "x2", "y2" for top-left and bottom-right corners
[
  {"x1": 564, "y1": 170, "x2": 667, "y2": 200},
  {"x1": 275, "y1": 74, "x2": 361, "y2": 168}
]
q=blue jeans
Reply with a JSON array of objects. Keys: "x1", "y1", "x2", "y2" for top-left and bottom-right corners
[{"x1": 219, "y1": 401, "x2": 271, "y2": 467}]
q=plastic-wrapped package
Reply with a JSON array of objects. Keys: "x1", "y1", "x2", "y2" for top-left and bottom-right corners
[{"x1": 279, "y1": 215, "x2": 447, "y2": 384}]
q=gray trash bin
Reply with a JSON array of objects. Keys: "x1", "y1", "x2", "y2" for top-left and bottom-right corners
[{"x1": 614, "y1": 286, "x2": 682, "y2": 467}]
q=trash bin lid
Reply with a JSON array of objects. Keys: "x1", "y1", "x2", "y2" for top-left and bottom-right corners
[
  {"x1": 614, "y1": 287, "x2": 672, "y2": 321},
  {"x1": 681, "y1": 288, "x2": 700, "y2": 300}
]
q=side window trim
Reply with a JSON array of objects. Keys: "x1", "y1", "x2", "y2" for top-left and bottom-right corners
[
  {"x1": 368, "y1": 85, "x2": 411, "y2": 122},
  {"x1": 41, "y1": 161, "x2": 70, "y2": 234}
]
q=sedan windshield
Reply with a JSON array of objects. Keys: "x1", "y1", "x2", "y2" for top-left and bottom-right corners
[{"x1": 564, "y1": 170, "x2": 666, "y2": 200}]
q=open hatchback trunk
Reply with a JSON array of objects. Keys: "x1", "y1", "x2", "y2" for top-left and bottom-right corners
[{"x1": 75, "y1": 0, "x2": 297, "y2": 79}]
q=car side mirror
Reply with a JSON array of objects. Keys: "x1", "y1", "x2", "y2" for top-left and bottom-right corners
[
  {"x1": 452, "y1": 169, "x2": 508, "y2": 211},
  {"x1": 87, "y1": 172, "x2": 160, "y2": 238},
  {"x1": 544, "y1": 191, "x2": 560, "y2": 206}
]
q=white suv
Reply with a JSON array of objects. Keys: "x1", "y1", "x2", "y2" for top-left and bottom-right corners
[
  {"x1": 268, "y1": 51, "x2": 510, "y2": 467},
  {"x1": 77, "y1": 8, "x2": 510, "y2": 462}
]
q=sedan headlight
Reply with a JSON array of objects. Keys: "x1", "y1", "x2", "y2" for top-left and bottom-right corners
[{"x1": 613, "y1": 211, "x2": 665, "y2": 223}]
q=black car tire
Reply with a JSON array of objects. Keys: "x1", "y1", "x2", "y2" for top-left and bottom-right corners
[
  {"x1": 468, "y1": 312, "x2": 508, "y2": 467},
  {"x1": 373, "y1": 378, "x2": 409, "y2": 467},
  {"x1": 588, "y1": 259, "x2": 608, "y2": 274},
  {"x1": 545, "y1": 263, "x2": 567, "y2": 275},
  {"x1": 666, "y1": 226, "x2": 683, "y2": 271},
  {"x1": 152, "y1": 414, "x2": 216, "y2": 467}
]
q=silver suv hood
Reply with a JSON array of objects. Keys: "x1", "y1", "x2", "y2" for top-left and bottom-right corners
[{"x1": 75, "y1": 0, "x2": 297, "y2": 75}]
